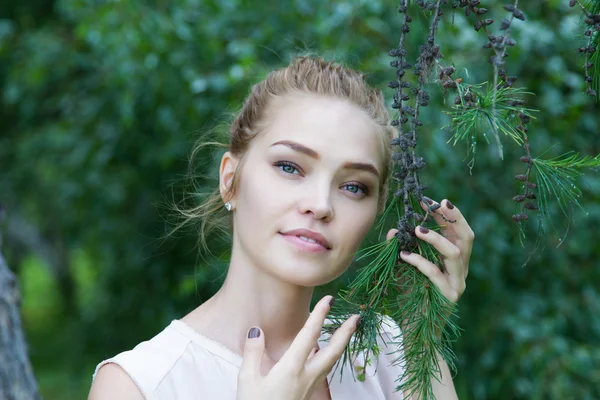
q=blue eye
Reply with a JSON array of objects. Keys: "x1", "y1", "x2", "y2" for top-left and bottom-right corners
[
  {"x1": 343, "y1": 183, "x2": 369, "y2": 196},
  {"x1": 274, "y1": 161, "x2": 301, "y2": 175}
]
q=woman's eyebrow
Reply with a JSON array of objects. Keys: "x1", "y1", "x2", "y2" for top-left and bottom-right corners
[
  {"x1": 344, "y1": 162, "x2": 380, "y2": 178},
  {"x1": 269, "y1": 140, "x2": 380, "y2": 178},
  {"x1": 270, "y1": 140, "x2": 319, "y2": 159}
]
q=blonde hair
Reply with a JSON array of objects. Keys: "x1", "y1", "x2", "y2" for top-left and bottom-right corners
[{"x1": 171, "y1": 55, "x2": 396, "y2": 254}]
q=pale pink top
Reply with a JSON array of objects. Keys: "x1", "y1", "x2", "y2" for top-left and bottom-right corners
[{"x1": 92, "y1": 316, "x2": 406, "y2": 399}]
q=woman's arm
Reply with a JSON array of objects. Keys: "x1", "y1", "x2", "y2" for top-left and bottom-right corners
[
  {"x1": 401, "y1": 349, "x2": 458, "y2": 400},
  {"x1": 430, "y1": 349, "x2": 458, "y2": 400}
]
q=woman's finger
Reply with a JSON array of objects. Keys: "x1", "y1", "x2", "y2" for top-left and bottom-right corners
[
  {"x1": 414, "y1": 225, "x2": 467, "y2": 283},
  {"x1": 279, "y1": 295, "x2": 334, "y2": 370},
  {"x1": 400, "y1": 248, "x2": 448, "y2": 287},
  {"x1": 239, "y1": 327, "x2": 265, "y2": 382},
  {"x1": 400, "y1": 251, "x2": 464, "y2": 303},
  {"x1": 415, "y1": 225, "x2": 462, "y2": 264},
  {"x1": 260, "y1": 346, "x2": 278, "y2": 377},
  {"x1": 305, "y1": 314, "x2": 361, "y2": 376},
  {"x1": 421, "y1": 198, "x2": 475, "y2": 262},
  {"x1": 386, "y1": 228, "x2": 398, "y2": 241}
]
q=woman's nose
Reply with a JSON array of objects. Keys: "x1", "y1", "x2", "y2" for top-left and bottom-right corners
[{"x1": 298, "y1": 185, "x2": 334, "y2": 222}]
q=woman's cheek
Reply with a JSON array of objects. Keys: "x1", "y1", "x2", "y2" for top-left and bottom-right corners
[{"x1": 340, "y1": 205, "x2": 373, "y2": 250}]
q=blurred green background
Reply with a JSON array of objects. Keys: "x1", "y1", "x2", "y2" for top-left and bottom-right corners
[{"x1": 1, "y1": 0, "x2": 599, "y2": 399}]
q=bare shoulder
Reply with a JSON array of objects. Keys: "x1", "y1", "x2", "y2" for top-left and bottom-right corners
[{"x1": 88, "y1": 363, "x2": 145, "y2": 400}]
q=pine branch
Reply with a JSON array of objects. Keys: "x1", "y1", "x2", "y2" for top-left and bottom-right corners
[
  {"x1": 491, "y1": 0, "x2": 520, "y2": 159},
  {"x1": 532, "y1": 151, "x2": 600, "y2": 242},
  {"x1": 322, "y1": 238, "x2": 401, "y2": 384},
  {"x1": 388, "y1": 233, "x2": 461, "y2": 399},
  {"x1": 461, "y1": 2, "x2": 545, "y2": 238},
  {"x1": 570, "y1": 0, "x2": 600, "y2": 98}
]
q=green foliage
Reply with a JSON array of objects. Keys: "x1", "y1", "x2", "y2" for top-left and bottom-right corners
[
  {"x1": 446, "y1": 83, "x2": 537, "y2": 169},
  {"x1": 533, "y1": 151, "x2": 600, "y2": 235}
]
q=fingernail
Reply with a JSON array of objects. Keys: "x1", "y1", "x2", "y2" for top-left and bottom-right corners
[
  {"x1": 355, "y1": 316, "x2": 362, "y2": 329},
  {"x1": 248, "y1": 327, "x2": 260, "y2": 339},
  {"x1": 446, "y1": 200, "x2": 455, "y2": 210},
  {"x1": 401, "y1": 250, "x2": 411, "y2": 256},
  {"x1": 422, "y1": 196, "x2": 434, "y2": 205},
  {"x1": 329, "y1": 296, "x2": 335, "y2": 307},
  {"x1": 419, "y1": 226, "x2": 429, "y2": 234}
]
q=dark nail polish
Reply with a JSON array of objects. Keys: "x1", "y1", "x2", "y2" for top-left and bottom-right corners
[
  {"x1": 355, "y1": 316, "x2": 362, "y2": 329},
  {"x1": 401, "y1": 250, "x2": 412, "y2": 256},
  {"x1": 446, "y1": 200, "x2": 455, "y2": 210},
  {"x1": 422, "y1": 196, "x2": 434, "y2": 205},
  {"x1": 419, "y1": 226, "x2": 429, "y2": 234},
  {"x1": 248, "y1": 327, "x2": 260, "y2": 339},
  {"x1": 329, "y1": 297, "x2": 335, "y2": 307}
]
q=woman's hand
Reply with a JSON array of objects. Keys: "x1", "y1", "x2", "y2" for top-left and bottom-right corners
[
  {"x1": 387, "y1": 198, "x2": 474, "y2": 307},
  {"x1": 237, "y1": 295, "x2": 360, "y2": 400}
]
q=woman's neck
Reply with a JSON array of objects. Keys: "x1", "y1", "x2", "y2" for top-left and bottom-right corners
[{"x1": 181, "y1": 251, "x2": 316, "y2": 362}]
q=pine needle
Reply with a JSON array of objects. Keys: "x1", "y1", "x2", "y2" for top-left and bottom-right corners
[
  {"x1": 445, "y1": 82, "x2": 537, "y2": 169},
  {"x1": 532, "y1": 151, "x2": 600, "y2": 240}
]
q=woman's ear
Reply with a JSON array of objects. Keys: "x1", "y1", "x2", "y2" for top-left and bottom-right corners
[{"x1": 219, "y1": 151, "x2": 239, "y2": 204}]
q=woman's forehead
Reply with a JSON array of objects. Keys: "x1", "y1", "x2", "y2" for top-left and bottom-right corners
[{"x1": 256, "y1": 93, "x2": 385, "y2": 166}]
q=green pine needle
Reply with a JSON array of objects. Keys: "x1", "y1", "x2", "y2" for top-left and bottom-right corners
[
  {"x1": 532, "y1": 151, "x2": 600, "y2": 240},
  {"x1": 444, "y1": 82, "x2": 537, "y2": 172},
  {"x1": 375, "y1": 199, "x2": 401, "y2": 239},
  {"x1": 387, "y1": 240, "x2": 461, "y2": 399}
]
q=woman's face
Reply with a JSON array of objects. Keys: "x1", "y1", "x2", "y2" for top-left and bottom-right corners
[{"x1": 223, "y1": 93, "x2": 386, "y2": 287}]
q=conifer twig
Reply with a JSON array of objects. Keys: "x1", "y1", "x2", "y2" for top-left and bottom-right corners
[{"x1": 569, "y1": 0, "x2": 600, "y2": 97}]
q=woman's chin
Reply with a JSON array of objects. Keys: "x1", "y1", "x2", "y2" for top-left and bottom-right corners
[{"x1": 267, "y1": 260, "x2": 344, "y2": 287}]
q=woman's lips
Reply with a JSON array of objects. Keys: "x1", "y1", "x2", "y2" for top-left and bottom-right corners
[{"x1": 280, "y1": 233, "x2": 330, "y2": 253}]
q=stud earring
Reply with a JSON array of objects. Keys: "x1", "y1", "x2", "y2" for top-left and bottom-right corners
[{"x1": 225, "y1": 202, "x2": 232, "y2": 212}]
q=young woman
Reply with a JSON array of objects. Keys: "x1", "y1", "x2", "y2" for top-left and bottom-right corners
[{"x1": 88, "y1": 56, "x2": 473, "y2": 399}]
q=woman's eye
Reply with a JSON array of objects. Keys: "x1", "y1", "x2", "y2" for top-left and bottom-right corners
[
  {"x1": 274, "y1": 161, "x2": 301, "y2": 175},
  {"x1": 342, "y1": 183, "x2": 369, "y2": 196}
]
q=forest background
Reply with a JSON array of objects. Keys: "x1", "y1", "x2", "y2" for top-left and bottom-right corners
[{"x1": 1, "y1": 0, "x2": 599, "y2": 399}]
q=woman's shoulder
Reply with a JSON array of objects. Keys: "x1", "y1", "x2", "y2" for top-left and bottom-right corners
[
  {"x1": 89, "y1": 363, "x2": 145, "y2": 400},
  {"x1": 89, "y1": 320, "x2": 194, "y2": 399}
]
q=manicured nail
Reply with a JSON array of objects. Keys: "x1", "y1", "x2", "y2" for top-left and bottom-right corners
[
  {"x1": 446, "y1": 200, "x2": 455, "y2": 210},
  {"x1": 401, "y1": 250, "x2": 411, "y2": 256},
  {"x1": 419, "y1": 226, "x2": 429, "y2": 234},
  {"x1": 329, "y1": 296, "x2": 335, "y2": 307},
  {"x1": 422, "y1": 196, "x2": 434, "y2": 205},
  {"x1": 248, "y1": 327, "x2": 260, "y2": 339},
  {"x1": 355, "y1": 316, "x2": 362, "y2": 329}
]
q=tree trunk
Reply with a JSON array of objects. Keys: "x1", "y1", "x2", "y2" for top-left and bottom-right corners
[{"x1": 0, "y1": 250, "x2": 40, "y2": 400}]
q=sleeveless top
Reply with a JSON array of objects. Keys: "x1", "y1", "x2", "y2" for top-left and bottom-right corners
[{"x1": 92, "y1": 316, "x2": 406, "y2": 399}]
